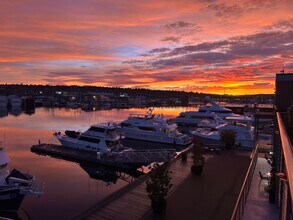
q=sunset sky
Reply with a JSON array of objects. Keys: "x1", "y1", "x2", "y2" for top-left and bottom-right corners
[{"x1": 1, "y1": 0, "x2": 292, "y2": 95}]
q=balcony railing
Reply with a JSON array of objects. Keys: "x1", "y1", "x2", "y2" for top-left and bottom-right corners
[
  {"x1": 230, "y1": 144, "x2": 259, "y2": 220},
  {"x1": 276, "y1": 113, "x2": 293, "y2": 219}
]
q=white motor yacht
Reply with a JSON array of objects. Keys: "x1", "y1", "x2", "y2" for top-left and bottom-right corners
[
  {"x1": 54, "y1": 123, "x2": 128, "y2": 153},
  {"x1": 172, "y1": 111, "x2": 226, "y2": 127},
  {"x1": 190, "y1": 122, "x2": 255, "y2": 149},
  {"x1": 118, "y1": 111, "x2": 191, "y2": 147},
  {"x1": 0, "y1": 146, "x2": 43, "y2": 211},
  {"x1": 197, "y1": 102, "x2": 238, "y2": 118},
  {"x1": 173, "y1": 102, "x2": 253, "y2": 126}
]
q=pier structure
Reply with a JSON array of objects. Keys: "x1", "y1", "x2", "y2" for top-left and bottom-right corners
[
  {"x1": 31, "y1": 144, "x2": 177, "y2": 169},
  {"x1": 73, "y1": 147, "x2": 252, "y2": 220}
]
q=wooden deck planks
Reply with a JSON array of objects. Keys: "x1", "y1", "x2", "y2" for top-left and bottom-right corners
[{"x1": 79, "y1": 153, "x2": 196, "y2": 220}]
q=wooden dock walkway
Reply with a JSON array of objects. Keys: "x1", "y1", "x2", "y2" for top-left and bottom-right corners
[
  {"x1": 72, "y1": 146, "x2": 197, "y2": 220},
  {"x1": 73, "y1": 148, "x2": 252, "y2": 220},
  {"x1": 31, "y1": 144, "x2": 177, "y2": 169}
]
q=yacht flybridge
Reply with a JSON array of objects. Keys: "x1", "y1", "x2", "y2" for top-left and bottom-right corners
[
  {"x1": 0, "y1": 146, "x2": 43, "y2": 211},
  {"x1": 54, "y1": 123, "x2": 129, "y2": 153},
  {"x1": 197, "y1": 102, "x2": 238, "y2": 118},
  {"x1": 118, "y1": 111, "x2": 192, "y2": 146}
]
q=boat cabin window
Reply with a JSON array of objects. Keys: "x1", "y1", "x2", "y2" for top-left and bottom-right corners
[
  {"x1": 89, "y1": 126, "x2": 106, "y2": 133},
  {"x1": 215, "y1": 110, "x2": 232, "y2": 113},
  {"x1": 138, "y1": 126, "x2": 156, "y2": 131},
  {"x1": 121, "y1": 123, "x2": 132, "y2": 127},
  {"x1": 79, "y1": 136, "x2": 101, "y2": 143}
]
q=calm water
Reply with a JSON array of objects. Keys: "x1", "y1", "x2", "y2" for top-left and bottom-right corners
[{"x1": 0, "y1": 106, "x2": 197, "y2": 219}]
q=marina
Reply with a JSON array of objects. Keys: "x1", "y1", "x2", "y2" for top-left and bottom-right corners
[
  {"x1": 0, "y1": 100, "x2": 277, "y2": 219},
  {"x1": 31, "y1": 144, "x2": 177, "y2": 168},
  {"x1": 0, "y1": 1, "x2": 291, "y2": 218},
  {"x1": 0, "y1": 106, "x2": 197, "y2": 219}
]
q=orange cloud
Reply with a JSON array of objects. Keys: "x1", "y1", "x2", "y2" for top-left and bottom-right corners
[{"x1": 0, "y1": 0, "x2": 292, "y2": 94}]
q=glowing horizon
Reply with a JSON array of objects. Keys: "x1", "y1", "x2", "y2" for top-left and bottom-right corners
[{"x1": 0, "y1": 0, "x2": 292, "y2": 95}]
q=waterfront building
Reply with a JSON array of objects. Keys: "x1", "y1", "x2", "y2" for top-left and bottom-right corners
[
  {"x1": 273, "y1": 72, "x2": 293, "y2": 219},
  {"x1": 275, "y1": 73, "x2": 293, "y2": 112}
]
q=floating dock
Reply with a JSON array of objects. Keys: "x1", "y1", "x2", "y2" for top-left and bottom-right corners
[{"x1": 31, "y1": 144, "x2": 177, "y2": 169}]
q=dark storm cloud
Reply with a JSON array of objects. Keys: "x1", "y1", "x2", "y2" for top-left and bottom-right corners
[
  {"x1": 149, "y1": 52, "x2": 235, "y2": 68},
  {"x1": 161, "y1": 36, "x2": 181, "y2": 43},
  {"x1": 207, "y1": 3, "x2": 244, "y2": 18},
  {"x1": 163, "y1": 21, "x2": 202, "y2": 36},
  {"x1": 265, "y1": 18, "x2": 293, "y2": 31},
  {"x1": 126, "y1": 30, "x2": 293, "y2": 71},
  {"x1": 148, "y1": 47, "x2": 171, "y2": 54},
  {"x1": 164, "y1": 21, "x2": 197, "y2": 30}
]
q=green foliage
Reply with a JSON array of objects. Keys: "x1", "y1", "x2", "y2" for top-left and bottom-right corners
[
  {"x1": 146, "y1": 163, "x2": 172, "y2": 200},
  {"x1": 191, "y1": 140, "x2": 205, "y2": 166},
  {"x1": 220, "y1": 129, "x2": 236, "y2": 148}
]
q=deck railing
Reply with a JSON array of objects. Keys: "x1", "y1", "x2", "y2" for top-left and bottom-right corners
[
  {"x1": 230, "y1": 144, "x2": 259, "y2": 220},
  {"x1": 276, "y1": 113, "x2": 293, "y2": 219}
]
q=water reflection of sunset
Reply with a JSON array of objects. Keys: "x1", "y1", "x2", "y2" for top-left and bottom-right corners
[{"x1": 0, "y1": 107, "x2": 196, "y2": 219}]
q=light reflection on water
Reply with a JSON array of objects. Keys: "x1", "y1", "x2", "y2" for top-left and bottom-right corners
[{"x1": 0, "y1": 107, "x2": 197, "y2": 219}]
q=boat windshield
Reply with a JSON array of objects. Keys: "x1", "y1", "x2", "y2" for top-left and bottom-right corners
[{"x1": 88, "y1": 126, "x2": 106, "y2": 133}]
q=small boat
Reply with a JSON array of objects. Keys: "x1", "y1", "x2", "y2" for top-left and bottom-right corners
[
  {"x1": 0, "y1": 146, "x2": 43, "y2": 211},
  {"x1": 118, "y1": 109, "x2": 191, "y2": 147},
  {"x1": 190, "y1": 122, "x2": 255, "y2": 149},
  {"x1": 54, "y1": 123, "x2": 129, "y2": 153}
]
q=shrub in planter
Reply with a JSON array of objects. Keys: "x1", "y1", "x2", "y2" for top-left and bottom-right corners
[
  {"x1": 220, "y1": 129, "x2": 236, "y2": 150},
  {"x1": 146, "y1": 163, "x2": 172, "y2": 214}
]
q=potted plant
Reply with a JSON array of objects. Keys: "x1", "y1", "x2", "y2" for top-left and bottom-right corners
[
  {"x1": 191, "y1": 139, "x2": 205, "y2": 175},
  {"x1": 146, "y1": 162, "x2": 172, "y2": 214},
  {"x1": 220, "y1": 129, "x2": 236, "y2": 150}
]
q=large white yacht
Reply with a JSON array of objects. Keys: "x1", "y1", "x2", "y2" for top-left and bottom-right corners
[
  {"x1": 118, "y1": 111, "x2": 192, "y2": 147},
  {"x1": 54, "y1": 123, "x2": 128, "y2": 153},
  {"x1": 197, "y1": 102, "x2": 238, "y2": 118},
  {"x1": 172, "y1": 111, "x2": 226, "y2": 127},
  {"x1": 190, "y1": 122, "x2": 255, "y2": 149},
  {"x1": 0, "y1": 146, "x2": 43, "y2": 211},
  {"x1": 0, "y1": 96, "x2": 8, "y2": 108},
  {"x1": 173, "y1": 102, "x2": 253, "y2": 126}
]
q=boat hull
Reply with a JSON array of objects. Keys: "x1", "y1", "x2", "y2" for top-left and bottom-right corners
[
  {"x1": 0, "y1": 188, "x2": 25, "y2": 211},
  {"x1": 192, "y1": 133, "x2": 254, "y2": 149},
  {"x1": 120, "y1": 130, "x2": 191, "y2": 147},
  {"x1": 56, "y1": 136, "x2": 101, "y2": 152}
]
